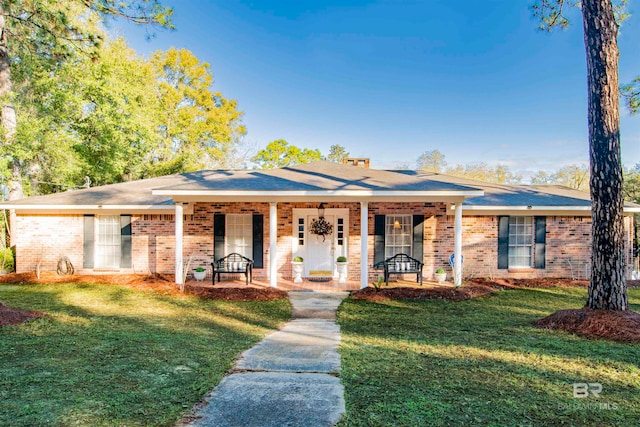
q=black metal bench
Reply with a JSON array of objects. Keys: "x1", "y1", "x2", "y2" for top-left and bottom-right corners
[
  {"x1": 376, "y1": 253, "x2": 423, "y2": 286},
  {"x1": 211, "y1": 253, "x2": 253, "y2": 285}
]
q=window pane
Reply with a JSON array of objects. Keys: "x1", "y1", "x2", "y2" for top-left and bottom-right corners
[
  {"x1": 385, "y1": 215, "x2": 412, "y2": 258},
  {"x1": 508, "y1": 216, "x2": 533, "y2": 268},
  {"x1": 226, "y1": 214, "x2": 253, "y2": 259},
  {"x1": 96, "y1": 215, "x2": 120, "y2": 268}
]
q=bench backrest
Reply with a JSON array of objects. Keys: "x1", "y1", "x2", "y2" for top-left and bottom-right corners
[
  {"x1": 214, "y1": 253, "x2": 253, "y2": 268},
  {"x1": 383, "y1": 253, "x2": 422, "y2": 271}
]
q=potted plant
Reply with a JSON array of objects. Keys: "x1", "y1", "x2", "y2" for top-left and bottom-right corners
[
  {"x1": 336, "y1": 256, "x2": 348, "y2": 284},
  {"x1": 292, "y1": 256, "x2": 304, "y2": 283},
  {"x1": 434, "y1": 268, "x2": 447, "y2": 284},
  {"x1": 0, "y1": 248, "x2": 14, "y2": 274},
  {"x1": 193, "y1": 267, "x2": 206, "y2": 281}
]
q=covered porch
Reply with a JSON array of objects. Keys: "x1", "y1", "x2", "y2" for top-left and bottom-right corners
[
  {"x1": 183, "y1": 275, "x2": 458, "y2": 292},
  {"x1": 151, "y1": 162, "x2": 483, "y2": 289}
]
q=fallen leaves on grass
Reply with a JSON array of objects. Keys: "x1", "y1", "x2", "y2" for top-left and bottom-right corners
[
  {"x1": 351, "y1": 283, "x2": 498, "y2": 302},
  {"x1": 534, "y1": 308, "x2": 640, "y2": 343},
  {"x1": 469, "y1": 278, "x2": 589, "y2": 289},
  {"x1": 0, "y1": 300, "x2": 44, "y2": 326},
  {"x1": 185, "y1": 286, "x2": 288, "y2": 301}
]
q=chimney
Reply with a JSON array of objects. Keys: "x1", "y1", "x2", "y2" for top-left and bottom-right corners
[{"x1": 343, "y1": 158, "x2": 370, "y2": 168}]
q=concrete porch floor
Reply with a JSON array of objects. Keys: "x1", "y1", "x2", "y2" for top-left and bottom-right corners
[{"x1": 185, "y1": 275, "x2": 453, "y2": 291}]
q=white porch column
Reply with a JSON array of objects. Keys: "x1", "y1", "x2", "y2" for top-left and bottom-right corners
[
  {"x1": 175, "y1": 203, "x2": 184, "y2": 287},
  {"x1": 269, "y1": 202, "x2": 278, "y2": 288},
  {"x1": 360, "y1": 201, "x2": 369, "y2": 289},
  {"x1": 454, "y1": 202, "x2": 463, "y2": 287}
]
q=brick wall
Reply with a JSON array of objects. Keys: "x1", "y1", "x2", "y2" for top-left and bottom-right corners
[
  {"x1": 13, "y1": 205, "x2": 634, "y2": 280},
  {"x1": 14, "y1": 215, "x2": 84, "y2": 273}
]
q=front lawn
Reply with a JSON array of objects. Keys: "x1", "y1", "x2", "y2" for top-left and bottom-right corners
[
  {"x1": 0, "y1": 282, "x2": 290, "y2": 426},
  {"x1": 338, "y1": 286, "x2": 640, "y2": 426}
]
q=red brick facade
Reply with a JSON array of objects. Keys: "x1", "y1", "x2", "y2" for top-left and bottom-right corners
[{"x1": 13, "y1": 202, "x2": 634, "y2": 282}]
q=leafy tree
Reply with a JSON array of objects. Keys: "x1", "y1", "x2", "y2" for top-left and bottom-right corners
[
  {"x1": 0, "y1": 0, "x2": 173, "y2": 200},
  {"x1": 623, "y1": 165, "x2": 640, "y2": 261},
  {"x1": 446, "y1": 162, "x2": 522, "y2": 184},
  {"x1": 326, "y1": 144, "x2": 349, "y2": 163},
  {"x1": 8, "y1": 37, "x2": 161, "y2": 193},
  {"x1": 416, "y1": 149, "x2": 447, "y2": 172},
  {"x1": 145, "y1": 47, "x2": 245, "y2": 175},
  {"x1": 531, "y1": 164, "x2": 590, "y2": 191},
  {"x1": 532, "y1": 0, "x2": 628, "y2": 310},
  {"x1": 621, "y1": 76, "x2": 639, "y2": 113},
  {"x1": 253, "y1": 139, "x2": 322, "y2": 169}
]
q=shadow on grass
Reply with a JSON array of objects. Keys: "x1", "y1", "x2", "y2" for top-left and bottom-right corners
[
  {"x1": 0, "y1": 282, "x2": 290, "y2": 427},
  {"x1": 337, "y1": 287, "x2": 640, "y2": 426}
]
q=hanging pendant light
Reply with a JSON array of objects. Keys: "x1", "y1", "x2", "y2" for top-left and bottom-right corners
[{"x1": 318, "y1": 202, "x2": 326, "y2": 218}]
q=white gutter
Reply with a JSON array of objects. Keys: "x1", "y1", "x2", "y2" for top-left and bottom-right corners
[
  {"x1": 0, "y1": 204, "x2": 173, "y2": 210},
  {"x1": 452, "y1": 205, "x2": 640, "y2": 214},
  {"x1": 151, "y1": 189, "x2": 485, "y2": 198}
]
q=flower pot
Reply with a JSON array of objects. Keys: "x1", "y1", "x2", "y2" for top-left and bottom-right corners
[
  {"x1": 435, "y1": 272, "x2": 447, "y2": 284},
  {"x1": 336, "y1": 262, "x2": 348, "y2": 284},
  {"x1": 193, "y1": 270, "x2": 206, "y2": 281},
  {"x1": 291, "y1": 261, "x2": 304, "y2": 283}
]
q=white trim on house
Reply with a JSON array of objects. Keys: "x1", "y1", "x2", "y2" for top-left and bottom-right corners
[
  {"x1": 450, "y1": 205, "x2": 640, "y2": 216},
  {"x1": 1, "y1": 204, "x2": 185, "y2": 215},
  {"x1": 153, "y1": 189, "x2": 484, "y2": 200}
]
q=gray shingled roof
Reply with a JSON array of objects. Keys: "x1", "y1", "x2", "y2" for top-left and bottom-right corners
[
  {"x1": 0, "y1": 172, "x2": 204, "y2": 206},
  {"x1": 408, "y1": 171, "x2": 640, "y2": 209},
  {"x1": 154, "y1": 161, "x2": 481, "y2": 193},
  {"x1": 2, "y1": 161, "x2": 639, "y2": 211}
]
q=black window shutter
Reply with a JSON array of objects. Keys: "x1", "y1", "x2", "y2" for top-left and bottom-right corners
[
  {"x1": 374, "y1": 215, "x2": 385, "y2": 265},
  {"x1": 214, "y1": 214, "x2": 225, "y2": 262},
  {"x1": 412, "y1": 214, "x2": 424, "y2": 261},
  {"x1": 534, "y1": 216, "x2": 546, "y2": 269},
  {"x1": 498, "y1": 216, "x2": 509, "y2": 269},
  {"x1": 83, "y1": 215, "x2": 95, "y2": 268},
  {"x1": 120, "y1": 215, "x2": 132, "y2": 268},
  {"x1": 252, "y1": 214, "x2": 264, "y2": 268}
]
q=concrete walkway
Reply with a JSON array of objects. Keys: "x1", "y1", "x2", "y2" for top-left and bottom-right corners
[{"x1": 186, "y1": 291, "x2": 349, "y2": 427}]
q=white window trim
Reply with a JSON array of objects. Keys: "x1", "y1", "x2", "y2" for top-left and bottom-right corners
[
  {"x1": 95, "y1": 215, "x2": 121, "y2": 269},
  {"x1": 225, "y1": 214, "x2": 253, "y2": 259},
  {"x1": 385, "y1": 214, "x2": 413, "y2": 258},
  {"x1": 508, "y1": 216, "x2": 534, "y2": 269}
]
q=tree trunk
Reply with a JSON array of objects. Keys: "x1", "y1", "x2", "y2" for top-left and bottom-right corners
[
  {"x1": 582, "y1": 0, "x2": 628, "y2": 310},
  {"x1": 0, "y1": 8, "x2": 23, "y2": 246}
]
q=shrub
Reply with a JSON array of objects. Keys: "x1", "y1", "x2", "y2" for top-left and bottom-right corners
[
  {"x1": 372, "y1": 276, "x2": 384, "y2": 291},
  {"x1": 0, "y1": 248, "x2": 14, "y2": 272},
  {"x1": 436, "y1": 268, "x2": 445, "y2": 274},
  {"x1": 293, "y1": 256, "x2": 304, "y2": 262},
  {"x1": 194, "y1": 267, "x2": 205, "y2": 272},
  {"x1": 337, "y1": 256, "x2": 347, "y2": 262}
]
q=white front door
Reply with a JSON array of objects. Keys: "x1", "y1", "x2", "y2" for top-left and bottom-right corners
[
  {"x1": 292, "y1": 208, "x2": 349, "y2": 279},
  {"x1": 305, "y1": 214, "x2": 335, "y2": 276}
]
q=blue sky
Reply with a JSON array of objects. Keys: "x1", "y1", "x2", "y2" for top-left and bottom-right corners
[{"x1": 113, "y1": 0, "x2": 640, "y2": 180}]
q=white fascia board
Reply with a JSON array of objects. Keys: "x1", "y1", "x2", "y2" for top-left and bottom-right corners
[
  {"x1": 459, "y1": 205, "x2": 640, "y2": 213},
  {"x1": 459, "y1": 205, "x2": 591, "y2": 212},
  {"x1": 454, "y1": 205, "x2": 640, "y2": 217},
  {"x1": 152, "y1": 189, "x2": 485, "y2": 198},
  {"x1": 2, "y1": 204, "x2": 181, "y2": 214}
]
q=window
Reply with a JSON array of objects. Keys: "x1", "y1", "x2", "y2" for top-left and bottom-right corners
[
  {"x1": 508, "y1": 216, "x2": 533, "y2": 268},
  {"x1": 385, "y1": 215, "x2": 412, "y2": 258},
  {"x1": 226, "y1": 214, "x2": 252, "y2": 259},
  {"x1": 95, "y1": 215, "x2": 121, "y2": 268}
]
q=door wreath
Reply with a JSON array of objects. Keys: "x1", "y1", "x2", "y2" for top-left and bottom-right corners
[{"x1": 309, "y1": 217, "x2": 333, "y2": 241}]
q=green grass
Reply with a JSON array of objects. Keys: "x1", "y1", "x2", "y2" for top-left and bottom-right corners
[
  {"x1": 0, "y1": 282, "x2": 290, "y2": 427},
  {"x1": 338, "y1": 286, "x2": 640, "y2": 426}
]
